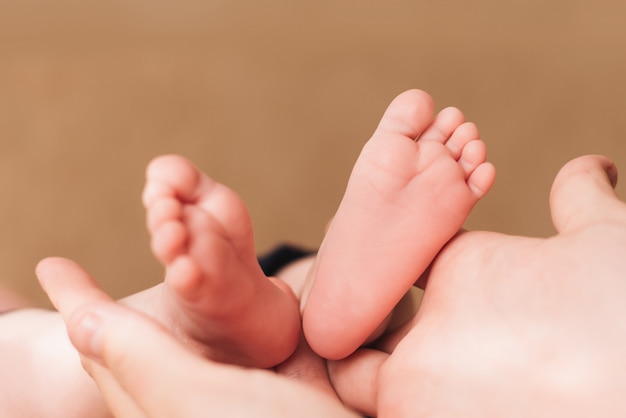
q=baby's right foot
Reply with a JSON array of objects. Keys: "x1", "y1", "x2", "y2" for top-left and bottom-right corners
[
  {"x1": 137, "y1": 155, "x2": 301, "y2": 368},
  {"x1": 303, "y1": 90, "x2": 496, "y2": 359}
]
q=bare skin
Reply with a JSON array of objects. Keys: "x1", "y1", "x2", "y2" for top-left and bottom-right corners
[
  {"x1": 36, "y1": 259, "x2": 355, "y2": 418},
  {"x1": 303, "y1": 89, "x2": 496, "y2": 359},
  {"x1": 37, "y1": 154, "x2": 626, "y2": 417},
  {"x1": 0, "y1": 156, "x2": 304, "y2": 418},
  {"x1": 1, "y1": 89, "x2": 496, "y2": 416},
  {"x1": 133, "y1": 89, "x2": 497, "y2": 366},
  {"x1": 328, "y1": 154, "x2": 626, "y2": 417},
  {"x1": 135, "y1": 155, "x2": 301, "y2": 368}
]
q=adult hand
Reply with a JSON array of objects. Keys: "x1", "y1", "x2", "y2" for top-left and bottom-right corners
[
  {"x1": 330, "y1": 155, "x2": 626, "y2": 417},
  {"x1": 37, "y1": 258, "x2": 357, "y2": 418}
]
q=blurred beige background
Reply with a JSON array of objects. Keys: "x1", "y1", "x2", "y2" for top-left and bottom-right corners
[{"x1": 1, "y1": 0, "x2": 626, "y2": 306}]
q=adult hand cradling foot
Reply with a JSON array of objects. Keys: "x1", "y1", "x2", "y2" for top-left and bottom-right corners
[{"x1": 37, "y1": 258, "x2": 352, "y2": 418}]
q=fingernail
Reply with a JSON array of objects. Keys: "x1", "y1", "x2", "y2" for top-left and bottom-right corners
[{"x1": 70, "y1": 310, "x2": 104, "y2": 360}]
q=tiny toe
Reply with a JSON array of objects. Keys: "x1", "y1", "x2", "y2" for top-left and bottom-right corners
[
  {"x1": 447, "y1": 122, "x2": 480, "y2": 160},
  {"x1": 550, "y1": 155, "x2": 626, "y2": 233},
  {"x1": 37, "y1": 257, "x2": 111, "y2": 317},
  {"x1": 151, "y1": 220, "x2": 188, "y2": 264},
  {"x1": 146, "y1": 197, "x2": 183, "y2": 234},
  {"x1": 458, "y1": 139, "x2": 488, "y2": 178},
  {"x1": 146, "y1": 155, "x2": 205, "y2": 203},
  {"x1": 142, "y1": 179, "x2": 176, "y2": 208},
  {"x1": 467, "y1": 162, "x2": 496, "y2": 198},
  {"x1": 417, "y1": 107, "x2": 465, "y2": 143}
]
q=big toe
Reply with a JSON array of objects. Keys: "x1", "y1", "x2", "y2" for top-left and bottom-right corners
[
  {"x1": 550, "y1": 155, "x2": 626, "y2": 233},
  {"x1": 143, "y1": 155, "x2": 203, "y2": 207},
  {"x1": 375, "y1": 89, "x2": 435, "y2": 139}
]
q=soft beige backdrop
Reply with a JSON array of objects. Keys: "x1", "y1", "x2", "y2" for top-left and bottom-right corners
[{"x1": 2, "y1": 0, "x2": 626, "y2": 306}]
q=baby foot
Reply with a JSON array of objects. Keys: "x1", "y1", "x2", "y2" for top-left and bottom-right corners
[
  {"x1": 302, "y1": 89, "x2": 496, "y2": 359},
  {"x1": 140, "y1": 155, "x2": 301, "y2": 368}
]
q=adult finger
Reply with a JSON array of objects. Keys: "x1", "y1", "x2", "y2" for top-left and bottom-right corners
[
  {"x1": 70, "y1": 300, "x2": 358, "y2": 417},
  {"x1": 39, "y1": 258, "x2": 357, "y2": 417},
  {"x1": 37, "y1": 257, "x2": 148, "y2": 417},
  {"x1": 37, "y1": 257, "x2": 232, "y2": 417},
  {"x1": 83, "y1": 360, "x2": 148, "y2": 418},
  {"x1": 36, "y1": 257, "x2": 113, "y2": 319},
  {"x1": 67, "y1": 300, "x2": 211, "y2": 417}
]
